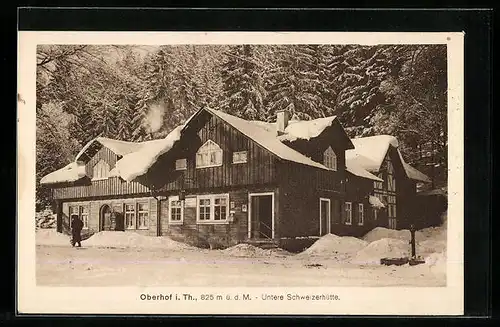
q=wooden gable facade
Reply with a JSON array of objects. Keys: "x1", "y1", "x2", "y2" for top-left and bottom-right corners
[
  {"x1": 368, "y1": 145, "x2": 419, "y2": 230},
  {"x1": 46, "y1": 107, "x2": 383, "y2": 249}
]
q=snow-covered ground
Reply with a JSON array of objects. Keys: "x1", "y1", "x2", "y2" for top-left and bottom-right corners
[{"x1": 36, "y1": 225, "x2": 446, "y2": 287}]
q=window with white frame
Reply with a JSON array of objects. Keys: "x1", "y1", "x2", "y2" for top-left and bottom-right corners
[
  {"x1": 124, "y1": 203, "x2": 136, "y2": 229},
  {"x1": 196, "y1": 140, "x2": 223, "y2": 168},
  {"x1": 198, "y1": 198, "x2": 211, "y2": 221},
  {"x1": 323, "y1": 146, "x2": 337, "y2": 171},
  {"x1": 93, "y1": 160, "x2": 110, "y2": 180},
  {"x1": 80, "y1": 205, "x2": 89, "y2": 229},
  {"x1": 168, "y1": 196, "x2": 183, "y2": 224},
  {"x1": 344, "y1": 202, "x2": 352, "y2": 225},
  {"x1": 358, "y1": 203, "x2": 364, "y2": 225},
  {"x1": 197, "y1": 194, "x2": 229, "y2": 223},
  {"x1": 69, "y1": 205, "x2": 89, "y2": 229},
  {"x1": 175, "y1": 158, "x2": 187, "y2": 170},
  {"x1": 137, "y1": 202, "x2": 149, "y2": 229},
  {"x1": 214, "y1": 197, "x2": 227, "y2": 220},
  {"x1": 232, "y1": 151, "x2": 248, "y2": 164},
  {"x1": 69, "y1": 206, "x2": 79, "y2": 223}
]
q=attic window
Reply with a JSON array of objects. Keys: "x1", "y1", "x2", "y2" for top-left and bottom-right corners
[
  {"x1": 92, "y1": 160, "x2": 110, "y2": 180},
  {"x1": 175, "y1": 158, "x2": 187, "y2": 170},
  {"x1": 323, "y1": 146, "x2": 337, "y2": 171},
  {"x1": 196, "y1": 140, "x2": 223, "y2": 168},
  {"x1": 232, "y1": 151, "x2": 248, "y2": 164}
]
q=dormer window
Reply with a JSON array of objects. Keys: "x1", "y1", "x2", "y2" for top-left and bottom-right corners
[
  {"x1": 196, "y1": 140, "x2": 223, "y2": 168},
  {"x1": 92, "y1": 160, "x2": 110, "y2": 180},
  {"x1": 323, "y1": 146, "x2": 337, "y2": 171}
]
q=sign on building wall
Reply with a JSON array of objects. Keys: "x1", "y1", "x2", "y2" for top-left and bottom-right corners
[{"x1": 184, "y1": 197, "x2": 197, "y2": 207}]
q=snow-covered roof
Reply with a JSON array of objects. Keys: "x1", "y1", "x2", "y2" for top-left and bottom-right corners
[
  {"x1": 111, "y1": 125, "x2": 184, "y2": 182},
  {"x1": 346, "y1": 135, "x2": 431, "y2": 183},
  {"x1": 75, "y1": 137, "x2": 145, "y2": 162},
  {"x1": 280, "y1": 116, "x2": 337, "y2": 142},
  {"x1": 346, "y1": 161, "x2": 384, "y2": 182},
  {"x1": 248, "y1": 116, "x2": 337, "y2": 142},
  {"x1": 40, "y1": 162, "x2": 87, "y2": 185},
  {"x1": 346, "y1": 135, "x2": 399, "y2": 173},
  {"x1": 206, "y1": 108, "x2": 330, "y2": 170},
  {"x1": 41, "y1": 108, "x2": 383, "y2": 185}
]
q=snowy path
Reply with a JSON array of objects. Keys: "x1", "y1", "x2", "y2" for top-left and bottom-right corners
[{"x1": 36, "y1": 245, "x2": 445, "y2": 287}]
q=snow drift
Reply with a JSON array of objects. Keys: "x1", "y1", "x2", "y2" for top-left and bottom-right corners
[
  {"x1": 221, "y1": 244, "x2": 289, "y2": 257},
  {"x1": 362, "y1": 225, "x2": 447, "y2": 243},
  {"x1": 83, "y1": 231, "x2": 194, "y2": 250},
  {"x1": 300, "y1": 233, "x2": 368, "y2": 257},
  {"x1": 36, "y1": 229, "x2": 71, "y2": 246},
  {"x1": 353, "y1": 238, "x2": 410, "y2": 265}
]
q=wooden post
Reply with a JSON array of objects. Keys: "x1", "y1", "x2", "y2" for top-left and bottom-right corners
[
  {"x1": 55, "y1": 200, "x2": 62, "y2": 233},
  {"x1": 410, "y1": 224, "x2": 416, "y2": 259}
]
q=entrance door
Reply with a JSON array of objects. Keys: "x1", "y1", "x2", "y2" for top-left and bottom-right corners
[
  {"x1": 100, "y1": 204, "x2": 112, "y2": 231},
  {"x1": 319, "y1": 198, "x2": 331, "y2": 236},
  {"x1": 248, "y1": 193, "x2": 274, "y2": 239}
]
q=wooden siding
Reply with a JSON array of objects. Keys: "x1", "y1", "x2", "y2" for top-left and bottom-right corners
[
  {"x1": 146, "y1": 111, "x2": 277, "y2": 192},
  {"x1": 52, "y1": 177, "x2": 151, "y2": 200},
  {"x1": 51, "y1": 143, "x2": 151, "y2": 200},
  {"x1": 277, "y1": 161, "x2": 346, "y2": 238},
  {"x1": 281, "y1": 122, "x2": 351, "y2": 172},
  {"x1": 85, "y1": 146, "x2": 119, "y2": 178},
  {"x1": 160, "y1": 187, "x2": 277, "y2": 246}
]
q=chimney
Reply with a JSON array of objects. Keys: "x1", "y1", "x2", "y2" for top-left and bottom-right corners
[{"x1": 276, "y1": 110, "x2": 290, "y2": 135}]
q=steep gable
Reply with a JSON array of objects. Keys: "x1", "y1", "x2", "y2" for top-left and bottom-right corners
[{"x1": 346, "y1": 135, "x2": 431, "y2": 183}]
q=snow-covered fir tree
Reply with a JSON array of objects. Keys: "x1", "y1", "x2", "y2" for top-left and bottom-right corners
[{"x1": 220, "y1": 45, "x2": 266, "y2": 120}]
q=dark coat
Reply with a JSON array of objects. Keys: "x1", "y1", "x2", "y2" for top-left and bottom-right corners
[{"x1": 71, "y1": 217, "x2": 83, "y2": 242}]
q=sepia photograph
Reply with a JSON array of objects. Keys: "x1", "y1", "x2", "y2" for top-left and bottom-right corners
[{"x1": 18, "y1": 31, "x2": 464, "y2": 315}]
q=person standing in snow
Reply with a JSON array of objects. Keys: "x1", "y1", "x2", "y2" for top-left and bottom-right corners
[{"x1": 71, "y1": 214, "x2": 83, "y2": 247}]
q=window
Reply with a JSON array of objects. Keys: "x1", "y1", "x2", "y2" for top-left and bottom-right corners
[
  {"x1": 373, "y1": 208, "x2": 378, "y2": 221},
  {"x1": 196, "y1": 140, "x2": 223, "y2": 168},
  {"x1": 232, "y1": 151, "x2": 248, "y2": 164},
  {"x1": 214, "y1": 197, "x2": 227, "y2": 220},
  {"x1": 137, "y1": 202, "x2": 149, "y2": 229},
  {"x1": 197, "y1": 194, "x2": 229, "y2": 223},
  {"x1": 93, "y1": 160, "x2": 110, "y2": 180},
  {"x1": 69, "y1": 205, "x2": 89, "y2": 229},
  {"x1": 358, "y1": 203, "x2": 364, "y2": 225},
  {"x1": 125, "y1": 203, "x2": 136, "y2": 229},
  {"x1": 198, "y1": 198, "x2": 211, "y2": 221},
  {"x1": 323, "y1": 146, "x2": 337, "y2": 171},
  {"x1": 344, "y1": 202, "x2": 352, "y2": 225},
  {"x1": 175, "y1": 158, "x2": 187, "y2": 170},
  {"x1": 80, "y1": 206, "x2": 89, "y2": 229},
  {"x1": 168, "y1": 196, "x2": 184, "y2": 224}
]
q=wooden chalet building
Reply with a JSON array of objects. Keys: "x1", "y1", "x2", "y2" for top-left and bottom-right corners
[
  {"x1": 345, "y1": 136, "x2": 432, "y2": 231},
  {"x1": 41, "y1": 107, "x2": 430, "y2": 248}
]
